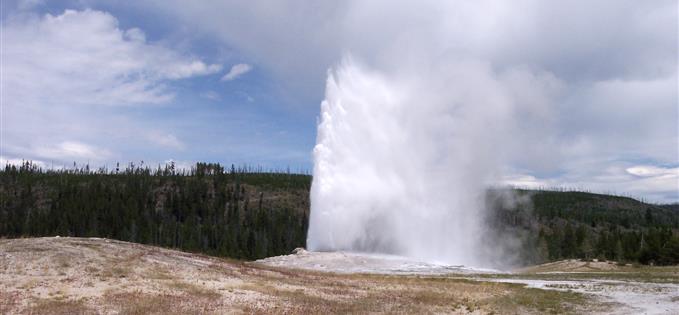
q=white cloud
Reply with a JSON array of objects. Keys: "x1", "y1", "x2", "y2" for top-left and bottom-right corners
[
  {"x1": 164, "y1": 61, "x2": 223, "y2": 80},
  {"x1": 502, "y1": 164, "x2": 679, "y2": 203},
  {"x1": 124, "y1": 27, "x2": 146, "y2": 42},
  {"x1": 149, "y1": 1, "x2": 676, "y2": 99},
  {"x1": 0, "y1": 9, "x2": 221, "y2": 165},
  {"x1": 221, "y1": 63, "x2": 252, "y2": 81},
  {"x1": 32, "y1": 141, "x2": 111, "y2": 161},
  {"x1": 2, "y1": 9, "x2": 222, "y2": 107},
  {"x1": 500, "y1": 174, "x2": 552, "y2": 190},
  {"x1": 147, "y1": 132, "x2": 186, "y2": 150},
  {"x1": 627, "y1": 165, "x2": 679, "y2": 178}
]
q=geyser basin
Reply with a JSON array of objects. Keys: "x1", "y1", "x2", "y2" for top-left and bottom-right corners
[{"x1": 256, "y1": 250, "x2": 499, "y2": 275}]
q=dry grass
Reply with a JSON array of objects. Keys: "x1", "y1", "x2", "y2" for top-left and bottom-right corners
[
  {"x1": 517, "y1": 259, "x2": 679, "y2": 278},
  {"x1": 27, "y1": 298, "x2": 93, "y2": 315},
  {"x1": 237, "y1": 269, "x2": 590, "y2": 314},
  {"x1": 167, "y1": 280, "x2": 222, "y2": 299},
  {"x1": 104, "y1": 291, "x2": 220, "y2": 315},
  {"x1": 488, "y1": 284, "x2": 589, "y2": 314},
  {"x1": 0, "y1": 237, "x2": 605, "y2": 314},
  {"x1": 146, "y1": 267, "x2": 175, "y2": 280}
]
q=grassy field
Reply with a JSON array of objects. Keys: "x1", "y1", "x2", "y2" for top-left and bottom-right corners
[{"x1": 0, "y1": 237, "x2": 608, "y2": 314}]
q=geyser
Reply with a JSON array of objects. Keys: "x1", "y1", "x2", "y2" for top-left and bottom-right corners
[{"x1": 308, "y1": 58, "x2": 519, "y2": 267}]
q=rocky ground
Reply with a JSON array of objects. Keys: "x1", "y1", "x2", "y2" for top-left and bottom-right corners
[{"x1": 1, "y1": 237, "x2": 674, "y2": 314}]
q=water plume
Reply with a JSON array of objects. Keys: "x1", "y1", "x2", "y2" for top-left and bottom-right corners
[{"x1": 308, "y1": 57, "x2": 522, "y2": 267}]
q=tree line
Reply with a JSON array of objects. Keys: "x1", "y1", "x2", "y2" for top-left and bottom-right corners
[
  {"x1": 2, "y1": 161, "x2": 678, "y2": 265},
  {"x1": 488, "y1": 190, "x2": 679, "y2": 265},
  {"x1": 0, "y1": 161, "x2": 309, "y2": 260}
]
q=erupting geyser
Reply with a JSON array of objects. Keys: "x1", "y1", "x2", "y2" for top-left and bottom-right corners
[{"x1": 307, "y1": 58, "x2": 518, "y2": 267}]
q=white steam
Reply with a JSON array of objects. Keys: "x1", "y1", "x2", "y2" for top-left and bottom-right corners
[
  {"x1": 303, "y1": 0, "x2": 669, "y2": 266},
  {"x1": 308, "y1": 57, "x2": 551, "y2": 267}
]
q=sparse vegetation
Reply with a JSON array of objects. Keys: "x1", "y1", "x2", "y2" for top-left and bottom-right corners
[
  {"x1": 3, "y1": 237, "x2": 678, "y2": 314},
  {"x1": 1, "y1": 237, "x2": 612, "y2": 314}
]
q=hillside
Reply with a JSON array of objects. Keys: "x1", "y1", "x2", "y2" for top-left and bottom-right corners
[
  {"x1": 1, "y1": 162, "x2": 678, "y2": 265},
  {"x1": 487, "y1": 190, "x2": 679, "y2": 265}
]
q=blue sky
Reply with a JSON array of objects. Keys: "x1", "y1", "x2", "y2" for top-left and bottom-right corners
[
  {"x1": 1, "y1": 0, "x2": 319, "y2": 172},
  {"x1": 1, "y1": 0, "x2": 677, "y2": 202}
]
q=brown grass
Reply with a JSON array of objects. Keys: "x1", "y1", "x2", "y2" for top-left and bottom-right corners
[
  {"x1": 1, "y1": 237, "x2": 608, "y2": 314},
  {"x1": 105, "y1": 291, "x2": 205, "y2": 315},
  {"x1": 167, "y1": 280, "x2": 221, "y2": 299},
  {"x1": 488, "y1": 284, "x2": 589, "y2": 314},
  {"x1": 27, "y1": 298, "x2": 93, "y2": 315}
]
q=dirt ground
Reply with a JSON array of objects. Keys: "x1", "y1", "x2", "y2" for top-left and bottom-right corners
[
  {"x1": 0, "y1": 237, "x2": 633, "y2": 314},
  {"x1": 257, "y1": 250, "x2": 679, "y2": 314}
]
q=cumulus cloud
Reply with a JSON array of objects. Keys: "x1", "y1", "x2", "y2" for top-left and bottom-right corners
[
  {"x1": 2, "y1": 9, "x2": 222, "y2": 107},
  {"x1": 221, "y1": 63, "x2": 252, "y2": 81},
  {"x1": 1, "y1": 9, "x2": 221, "y2": 165}
]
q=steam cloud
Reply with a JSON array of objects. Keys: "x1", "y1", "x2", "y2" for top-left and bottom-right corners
[
  {"x1": 304, "y1": 3, "x2": 566, "y2": 268},
  {"x1": 296, "y1": 1, "x2": 676, "y2": 267},
  {"x1": 308, "y1": 58, "x2": 551, "y2": 267}
]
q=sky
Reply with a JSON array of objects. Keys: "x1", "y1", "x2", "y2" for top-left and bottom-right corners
[{"x1": 0, "y1": 0, "x2": 677, "y2": 203}]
